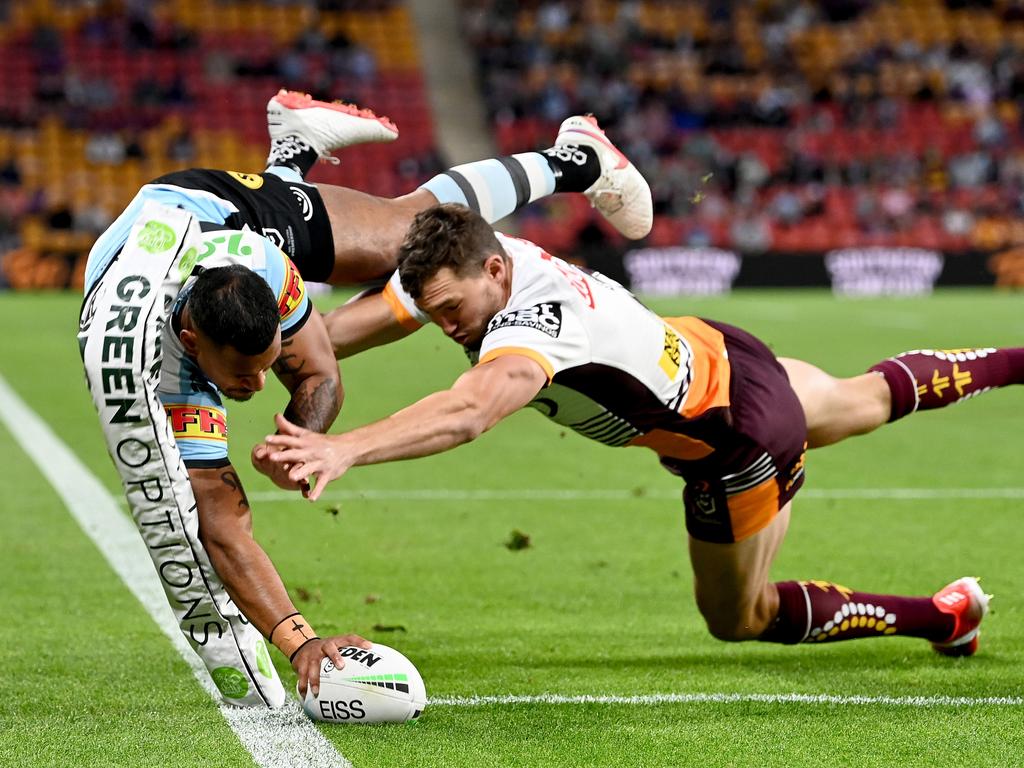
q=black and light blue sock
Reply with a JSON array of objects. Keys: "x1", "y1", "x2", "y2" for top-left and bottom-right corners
[{"x1": 419, "y1": 147, "x2": 599, "y2": 223}]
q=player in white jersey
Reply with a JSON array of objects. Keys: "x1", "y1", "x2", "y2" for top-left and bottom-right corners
[{"x1": 265, "y1": 204, "x2": 1024, "y2": 659}]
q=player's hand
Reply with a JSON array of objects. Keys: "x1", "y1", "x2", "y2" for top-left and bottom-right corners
[
  {"x1": 292, "y1": 633, "x2": 372, "y2": 698},
  {"x1": 265, "y1": 413, "x2": 354, "y2": 501},
  {"x1": 250, "y1": 443, "x2": 309, "y2": 492}
]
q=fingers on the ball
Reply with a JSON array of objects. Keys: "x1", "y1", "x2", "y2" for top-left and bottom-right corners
[{"x1": 327, "y1": 645, "x2": 345, "y2": 668}]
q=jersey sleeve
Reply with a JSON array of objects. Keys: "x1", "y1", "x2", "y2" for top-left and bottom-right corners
[
  {"x1": 381, "y1": 270, "x2": 428, "y2": 330},
  {"x1": 262, "y1": 240, "x2": 312, "y2": 338},
  {"x1": 477, "y1": 298, "x2": 588, "y2": 384},
  {"x1": 160, "y1": 391, "x2": 229, "y2": 468}
]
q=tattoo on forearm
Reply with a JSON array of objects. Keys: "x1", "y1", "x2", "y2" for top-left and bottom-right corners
[
  {"x1": 284, "y1": 377, "x2": 339, "y2": 433},
  {"x1": 220, "y1": 470, "x2": 250, "y2": 508},
  {"x1": 273, "y1": 338, "x2": 306, "y2": 379}
]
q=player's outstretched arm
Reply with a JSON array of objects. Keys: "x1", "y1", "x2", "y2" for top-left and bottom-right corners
[
  {"x1": 190, "y1": 464, "x2": 370, "y2": 696},
  {"x1": 323, "y1": 291, "x2": 417, "y2": 359},
  {"x1": 265, "y1": 353, "x2": 548, "y2": 500}
]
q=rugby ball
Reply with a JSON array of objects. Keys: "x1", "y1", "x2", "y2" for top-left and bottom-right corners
[{"x1": 300, "y1": 643, "x2": 427, "y2": 724}]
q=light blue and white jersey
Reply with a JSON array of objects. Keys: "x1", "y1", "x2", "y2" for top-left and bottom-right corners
[
  {"x1": 84, "y1": 183, "x2": 243, "y2": 293},
  {"x1": 156, "y1": 226, "x2": 312, "y2": 466}
]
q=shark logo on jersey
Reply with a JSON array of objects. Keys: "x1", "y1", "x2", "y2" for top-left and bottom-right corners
[{"x1": 486, "y1": 303, "x2": 562, "y2": 338}]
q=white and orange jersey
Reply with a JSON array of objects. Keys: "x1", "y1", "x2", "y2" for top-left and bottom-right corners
[{"x1": 383, "y1": 234, "x2": 735, "y2": 464}]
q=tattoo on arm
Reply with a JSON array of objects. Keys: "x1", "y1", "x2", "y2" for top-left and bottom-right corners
[
  {"x1": 284, "y1": 377, "x2": 339, "y2": 433},
  {"x1": 272, "y1": 338, "x2": 306, "y2": 379},
  {"x1": 220, "y1": 470, "x2": 251, "y2": 509}
]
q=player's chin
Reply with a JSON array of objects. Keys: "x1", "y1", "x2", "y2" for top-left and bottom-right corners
[{"x1": 223, "y1": 389, "x2": 255, "y2": 402}]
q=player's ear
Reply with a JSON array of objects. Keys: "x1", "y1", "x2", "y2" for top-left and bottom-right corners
[
  {"x1": 484, "y1": 253, "x2": 505, "y2": 280},
  {"x1": 180, "y1": 328, "x2": 199, "y2": 355}
]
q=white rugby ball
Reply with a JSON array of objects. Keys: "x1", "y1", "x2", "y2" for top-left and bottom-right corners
[{"x1": 300, "y1": 643, "x2": 427, "y2": 724}]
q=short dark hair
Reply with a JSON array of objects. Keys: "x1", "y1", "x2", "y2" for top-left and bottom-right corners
[
  {"x1": 187, "y1": 265, "x2": 279, "y2": 355},
  {"x1": 398, "y1": 204, "x2": 505, "y2": 299}
]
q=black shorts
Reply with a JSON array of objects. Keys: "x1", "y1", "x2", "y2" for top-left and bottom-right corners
[
  {"x1": 662, "y1": 321, "x2": 807, "y2": 544},
  {"x1": 149, "y1": 168, "x2": 336, "y2": 281}
]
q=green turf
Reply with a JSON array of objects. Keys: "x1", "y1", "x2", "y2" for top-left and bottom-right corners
[{"x1": 1, "y1": 289, "x2": 1022, "y2": 767}]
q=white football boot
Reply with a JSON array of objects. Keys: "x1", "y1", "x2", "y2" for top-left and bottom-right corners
[
  {"x1": 266, "y1": 89, "x2": 399, "y2": 166},
  {"x1": 553, "y1": 114, "x2": 653, "y2": 239}
]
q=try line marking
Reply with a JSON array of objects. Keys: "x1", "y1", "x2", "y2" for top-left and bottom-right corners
[
  {"x1": 431, "y1": 692, "x2": 1024, "y2": 708},
  {"x1": 248, "y1": 487, "x2": 1024, "y2": 503},
  {"x1": 0, "y1": 375, "x2": 351, "y2": 768}
]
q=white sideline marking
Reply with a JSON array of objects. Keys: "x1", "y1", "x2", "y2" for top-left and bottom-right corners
[
  {"x1": 0, "y1": 375, "x2": 350, "y2": 768},
  {"x1": 248, "y1": 487, "x2": 1024, "y2": 503},
  {"x1": 431, "y1": 692, "x2": 1024, "y2": 708}
]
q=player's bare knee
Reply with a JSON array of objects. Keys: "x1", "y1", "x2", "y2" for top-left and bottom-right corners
[
  {"x1": 695, "y1": 596, "x2": 766, "y2": 641},
  {"x1": 700, "y1": 611, "x2": 764, "y2": 642}
]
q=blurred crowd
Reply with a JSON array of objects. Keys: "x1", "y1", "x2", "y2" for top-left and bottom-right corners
[
  {"x1": 0, "y1": 0, "x2": 439, "y2": 288},
  {"x1": 4, "y1": 0, "x2": 1024, "y2": 290},
  {"x1": 461, "y1": 0, "x2": 1024, "y2": 254}
]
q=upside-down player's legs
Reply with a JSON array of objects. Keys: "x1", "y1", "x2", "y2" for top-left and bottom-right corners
[
  {"x1": 265, "y1": 90, "x2": 653, "y2": 285},
  {"x1": 314, "y1": 184, "x2": 436, "y2": 285}
]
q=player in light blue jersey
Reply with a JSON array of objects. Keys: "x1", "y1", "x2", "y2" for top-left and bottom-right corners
[{"x1": 78, "y1": 90, "x2": 656, "y2": 710}]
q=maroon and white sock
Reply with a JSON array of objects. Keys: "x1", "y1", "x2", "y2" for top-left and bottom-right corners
[
  {"x1": 869, "y1": 347, "x2": 1024, "y2": 422},
  {"x1": 759, "y1": 580, "x2": 954, "y2": 644}
]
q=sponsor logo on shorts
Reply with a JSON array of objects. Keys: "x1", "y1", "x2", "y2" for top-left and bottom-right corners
[
  {"x1": 486, "y1": 302, "x2": 562, "y2": 338},
  {"x1": 227, "y1": 171, "x2": 264, "y2": 189},
  {"x1": 289, "y1": 186, "x2": 314, "y2": 221},
  {"x1": 278, "y1": 256, "x2": 306, "y2": 321},
  {"x1": 166, "y1": 404, "x2": 227, "y2": 441}
]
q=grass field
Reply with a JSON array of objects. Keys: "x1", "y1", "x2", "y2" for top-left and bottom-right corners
[{"x1": 1, "y1": 289, "x2": 1022, "y2": 768}]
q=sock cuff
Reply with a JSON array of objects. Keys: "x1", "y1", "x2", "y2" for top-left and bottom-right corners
[
  {"x1": 758, "y1": 580, "x2": 811, "y2": 644},
  {"x1": 419, "y1": 173, "x2": 470, "y2": 208},
  {"x1": 868, "y1": 358, "x2": 919, "y2": 422}
]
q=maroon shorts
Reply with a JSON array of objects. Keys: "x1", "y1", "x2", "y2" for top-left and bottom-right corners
[{"x1": 661, "y1": 320, "x2": 807, "y2": 544}]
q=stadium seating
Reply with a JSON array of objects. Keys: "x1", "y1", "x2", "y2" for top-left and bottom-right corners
[
  {"x1": 460, "y1": 0, "x2": 1024, "y2": 256},
  {"x1": 0, "y1": 0, "x2": 439, "y2": 288}
]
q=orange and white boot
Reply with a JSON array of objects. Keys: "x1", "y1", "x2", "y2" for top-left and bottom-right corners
[
  {"x1": 931, "y1": 576, "x2": 991, "y2": 657},
  {"x1": 553, "y1": 114, "x2": 652, "y2": 240},
  {"x1": 267, "y1": 89, "x2": 399, "y2": 166}
]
